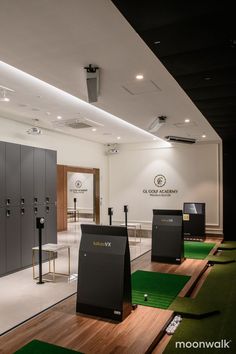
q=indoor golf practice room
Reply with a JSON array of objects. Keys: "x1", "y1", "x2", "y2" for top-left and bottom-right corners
[{"x1": 0, "y1": 1, "x2": 235, "y2": 353}]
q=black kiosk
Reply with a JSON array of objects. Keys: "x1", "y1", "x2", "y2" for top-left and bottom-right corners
[
  {"x1": 151, "y1": 209, "x2": 184, "y2": 264},
  {"x1": 183, "y1": 202, "x2": 206, "y2": 241},
  {"x1": 76, "y1": 224, "x2": 132, "y2": 322}
]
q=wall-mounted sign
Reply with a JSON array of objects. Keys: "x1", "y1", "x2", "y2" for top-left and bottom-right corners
[
  {"x1": 143, "y1": 174, "x2": 178, "y2": 197},
  {"x1": 70, "y1": 179, "x2": 88, "y2": 194}
]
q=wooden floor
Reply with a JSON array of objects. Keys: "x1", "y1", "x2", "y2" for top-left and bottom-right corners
[{"x1": 0, "y1": 237, "x2": 222, "y2": 354}]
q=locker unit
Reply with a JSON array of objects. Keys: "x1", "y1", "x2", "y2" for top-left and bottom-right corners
[
  {"x1": 6, "y1": 206, "x2": 21, "y2": 272},
  {"x1": 0, "y1": 142, "x2": 5, "y2": 208},
  {"x1": 0, "y1": 141, "x2": 57, "y2": 277},
  {"x1": 0, "y1": 207, "x2": 6, "y2": 276},
  {"x1": 20, "y1": 145, "x2": 34, "y2": 206},
  {"x1": 5, "y1": 143, "x2": 21, "y2": 206}
]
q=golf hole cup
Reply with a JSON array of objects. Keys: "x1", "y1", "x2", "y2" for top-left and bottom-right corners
[{"x1": 144, "y1": 294, "x2": 148, "y2": 301}]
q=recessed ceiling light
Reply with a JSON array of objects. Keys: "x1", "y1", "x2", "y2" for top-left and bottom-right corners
[
  {"x1": 0, "y1": 96, "x2": 10, "y2": 102},
  {"x1": 92, "y1": 128, "x2": 97, "y2": 132},
  {"x1": 153, "y1": 137, "x2": 157, "y2": 141},
  {"x1": 202, "y1": 134, "x2": 206, "y2": 138},
  {"x1": 136, "y1": 74, "x2": 144, "y2": 80},
  {"x1": 0, "y1": 89, "x2": 10, "y2": 102},
  {"x1": 154, "y1": 40, "x2": 161, "y2": 45},
  {"x1": 117, "y1": 136, "x2": 121, "y2": 140},
  {"x1": 57, "y1": 115, "x2": 62, "y2": 120},
  {"x1": 185, "y1": 119, "x2": 190, "y2": 123},
  {"x1": 204, "y1": 77, "x2": 211, "y2": 81}
]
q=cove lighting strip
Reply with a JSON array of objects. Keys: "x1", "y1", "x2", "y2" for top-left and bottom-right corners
[{"x1": 0, "y1": 61, "x2": 164, "y2": 142}]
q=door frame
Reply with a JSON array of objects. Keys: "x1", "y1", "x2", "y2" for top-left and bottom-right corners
[{"x1": 57, "y1": 165, "x2": 100, "y2": 231}]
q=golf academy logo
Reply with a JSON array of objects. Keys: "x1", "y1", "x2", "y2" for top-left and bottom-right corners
[
  {"x1": 75, "y1": 180, "x2": 82, "y2": 189},
  {"x1": 143, "y1": 174, "x2": 178, "y2": 197},
  {"x1": 70, "y1": 179, "x2": 88, "y2": 194},
  {"x1": 154, "y1": 174, "x2": 166, "y2": 187}
]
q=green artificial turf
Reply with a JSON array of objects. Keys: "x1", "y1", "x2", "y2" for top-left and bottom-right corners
[
  {"x1": 184, "y1": 241, "x2": 215, "y2": 259},
  {"x1": 14, "y1": 340, "x2": 81, "y2": 354},
  {"x1": 132, "y1": 270, "x2": 190, "y2": 309},
  {"x1": 218, "y1": 241, "x2": 236, "y2": 250},
  {"x1": 164, "y1": 249, "x2": 236, "y2": 354}
]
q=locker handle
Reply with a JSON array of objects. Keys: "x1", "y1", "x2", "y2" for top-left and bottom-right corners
[
  {"x1": 6, "y1": 209, "x2": 10, "y2": 217},
  {"x1": 21, "y1": 208, "x2": 25, "y2": 215},
  {"x1": 46, "y1": 197, "x2": 50, "y2": 204},
  {"x1": 21, "y1": 198, "x2": 25, "y2": 205},
  {"x1": 34, "y1": 197, "x2": 38, "y2": 204},
  {"x1": 34, "y1": 207, "x2": 38, "y2": 214},
  {"x1": 46, "y1": 206, "x2": 50, "y2": 213},
  {"x1": 6, "y1": 198, "x2": 10, "y2": 206}
]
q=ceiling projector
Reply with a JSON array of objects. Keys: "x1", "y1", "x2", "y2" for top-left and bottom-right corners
[
  {"x1": 27, "y1": 127, "x2": 42, "y2": 135},
  {"x1": 148, "y1": 115, "x2": 167, "y2": 133}
]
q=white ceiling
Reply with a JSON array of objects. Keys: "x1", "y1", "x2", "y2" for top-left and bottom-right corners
[{"x1": 0, "y1": 0, "x2": 220, "y2": 144}]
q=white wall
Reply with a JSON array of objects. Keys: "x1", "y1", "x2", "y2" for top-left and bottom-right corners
[
  {"x1": 0, "y1": 116, "x2": 223, "y2": 234},
  {"x1": 67, "y1": 172, "x2": 93, "y2": 212},
  {"x1": 108, "y1": 142, "x2": 223, "y2": 234},
  {"x1": 0, "y1": 116, "x2": 109, "y2": 223}
]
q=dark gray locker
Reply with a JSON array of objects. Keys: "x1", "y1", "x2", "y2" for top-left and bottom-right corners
[
  {"x1": 0, "y1": 207, "x2": 6, "y2": 276},
  {"x1": 5, "y1": 143, "x2": 20, "y2": 206},
  {"x1": 34, "y1": 148, "x2": 46, "y2": 205},
  {"x1": 0, "y1": 142, "x2": 5, "y2": 207},
  {"x1": 21, "y1": 146, "x2": 34, "y2": 206},
  {"x1": 21, "y1": 206, "x2": 34, "y2": 267},
  {"x1": 45, "y1": 204, "x2": 57, "y2": 244},
  {"x1": 6, "y1": 207, "x2": 21, "y2": 272},
  {"x1": 45, "y1": 150, "x2": 57, "y2": 204}
]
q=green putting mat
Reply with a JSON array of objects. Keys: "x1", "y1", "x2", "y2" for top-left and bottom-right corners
[
  {"x1": 132, "y1": 270, "x2": 190, "y2": 309},
  {"x1": 218, "y1": 241, "x2": 236, "y2": 250},
  {"x1": 184, "y1": 241, "x2": 215, "y2": 259},
  {"x1": 14, "y1": 340, "x2": 81, "y2": 354}
]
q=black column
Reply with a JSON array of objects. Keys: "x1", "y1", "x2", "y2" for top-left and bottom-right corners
[{"x1": 223, "y1": 140, "x2": 236, "y2": 240}]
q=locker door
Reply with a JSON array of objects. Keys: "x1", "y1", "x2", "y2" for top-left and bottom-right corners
[
  {"x1": 0, "y1": 142, "x2": 5, "y2": 207},
  {"x1": 6, "y1": 207, "x2": 21, "y2": 272},
  {"x1": 21, "y1": 206, "x2": 34, "y2": 267},
  {"x1": 0, "y1": 207, "x2": 6, "y2": 276},
  {"x1": 34, "y1": 148, "x2": 46, "y2": 205},
  {"x1": 21, "y1": 146, "x2": 34, "y2": 206},
  {"x1": 5, "y1": 143, "x2": 20, "y2": 206},
  {"x1": 45, "y1": 204, "x2": 57, "y2": 244},
  {"x1": 45, "y1": 149, "x2": 57, "y2": 204}
]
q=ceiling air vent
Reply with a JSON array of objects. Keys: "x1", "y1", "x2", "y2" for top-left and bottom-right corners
[
  {"x1": 165, "y1": 136, "x2": 196, "y2": 144},
  {"x1": 66, "y1": 121, "x2": 92, "y2": 129}
]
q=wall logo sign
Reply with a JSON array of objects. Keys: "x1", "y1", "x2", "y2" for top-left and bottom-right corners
[
  {"x1": 143, "y1": 174, "x2": 178, "y2": 197},
  {"x1": 75, "y1": 180, "x2": 82, "y2": 189},
  {"x1": 154, "y1": 174, "x2": 166, "y2": 187},
  {"x1": 70, "y1": 179, "x2": 88, "y2": 194}
]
